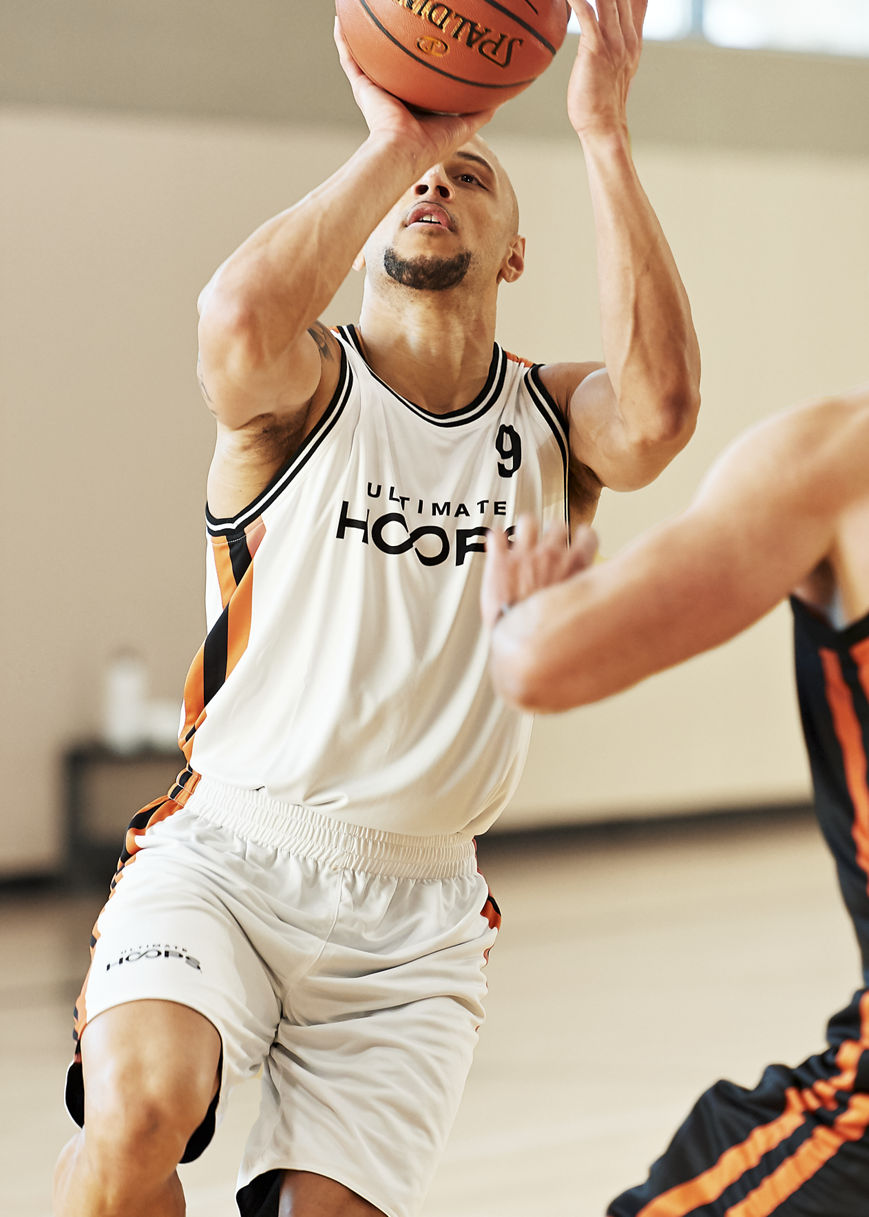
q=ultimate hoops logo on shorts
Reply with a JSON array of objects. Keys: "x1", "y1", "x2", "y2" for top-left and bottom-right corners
[{"x1": 105, "y1": 944, "x2": 202, "y2": 972}]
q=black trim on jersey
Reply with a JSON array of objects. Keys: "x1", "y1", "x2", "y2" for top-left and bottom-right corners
[
  {"x1": 340, "y1": 324, "x2": 508, "y2": 427},
  {"x1": 790, "y1": 595, "x2": 869, "y2": 649},
  {"x1": 202, "y1": 609, "x2": 230, "y2": 708},
  {"x1": 205, "y1": 342, "x2": 353, "y2": 537},
  {"x1": 228, "y1": 531, "x2": 253, "y2": 585},
  {"x1": 114, "y1": 800, "x2": 167, "y2": 871},
  {"x1": 524, "y1": 364, "x2": 570, "y2": 525}
]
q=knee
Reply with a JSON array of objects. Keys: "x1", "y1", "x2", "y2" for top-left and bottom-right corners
[{"x1": 83, "y1": 1067, "x2": 215, "y2": 1184}]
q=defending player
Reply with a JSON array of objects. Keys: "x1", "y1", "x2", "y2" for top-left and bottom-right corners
[
  {"x1": 483, "y1": 385, "x2": 869, "y2": 1213},
  {"x1": 53, "y1": 3, "x2": 700, "y2": 1216}
]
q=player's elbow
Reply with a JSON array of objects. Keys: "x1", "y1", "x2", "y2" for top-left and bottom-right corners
[
  {"x1": 640, "y1": 381, "x2": 700, "y2": 450},
  {"x1": 613, "y1": 386, "x2": 700, "y2": 491},
  {"x1": 199, "y1": 290, "x2": 266, "y2": 369}
]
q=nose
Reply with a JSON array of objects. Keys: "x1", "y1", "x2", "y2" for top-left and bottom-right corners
[{"x1": 413, "y1": 166, "x2": 453, "y2": 201}]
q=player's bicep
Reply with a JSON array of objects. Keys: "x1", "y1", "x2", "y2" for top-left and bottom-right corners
[
  {"x1": 562, "y1": 366, "x2": 695, "y2": 492},
  {"x1": 197, "y1": 316, "x2": 332, "y2": 433}
]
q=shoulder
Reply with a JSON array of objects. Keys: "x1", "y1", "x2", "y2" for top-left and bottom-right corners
[
  {"x1": 705, "y1": 388, "x2": 869, "y2": 504},
  {"x1": 534, "y1": 360, "x2": 607, "y2": 414}
]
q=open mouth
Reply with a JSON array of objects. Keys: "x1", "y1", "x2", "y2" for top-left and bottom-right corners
[{"x1": 405, "y1": 203, "x2": 453, "y2": 231}]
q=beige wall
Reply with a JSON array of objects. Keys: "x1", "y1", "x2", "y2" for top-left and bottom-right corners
[{"x1": 2, "y1": 97, "x2": 868, "y2": 874}]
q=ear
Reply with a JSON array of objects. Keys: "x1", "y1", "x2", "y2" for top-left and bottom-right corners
[{"x1": 498, "y1": 234, "x2": 525, "y2": 285}]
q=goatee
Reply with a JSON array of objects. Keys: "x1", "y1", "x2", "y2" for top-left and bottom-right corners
[{"x1": 383, "y1": 248, "x2": 472, "y2": 292}]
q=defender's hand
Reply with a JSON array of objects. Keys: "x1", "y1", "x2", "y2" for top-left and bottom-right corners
[
  {"x1": 566, "y1": 0, "x2": 647, "y2": 139},
  {"x1": 481, "y1": 518, "x2": 599, "y2": 630}
]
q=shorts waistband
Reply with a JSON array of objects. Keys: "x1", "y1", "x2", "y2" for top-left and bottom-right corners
[{"x1": 185, "y1": 775, "x2": 478, "y2": 880}]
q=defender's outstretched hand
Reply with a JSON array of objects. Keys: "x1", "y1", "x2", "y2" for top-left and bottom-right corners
[
  {"x1": 482, "y1": 519, "x2": 599, "y2": 631},
  {"x1": 566, "y1": 0, "x2": 648, "y2": 137}
]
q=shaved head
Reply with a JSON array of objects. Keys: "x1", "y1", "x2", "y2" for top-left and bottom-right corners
[{"x1": 463, "y1": 135, "x2": 520, "y2": 235}]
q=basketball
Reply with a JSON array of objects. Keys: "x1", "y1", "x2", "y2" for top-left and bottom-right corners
[{"x1": 336, "y1": 0, "x2": 571, "y2": 115}]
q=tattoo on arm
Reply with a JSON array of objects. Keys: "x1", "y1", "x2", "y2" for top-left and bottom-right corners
[{"x1": 307, "y1": 323, "x2": 334, "y2": 361}]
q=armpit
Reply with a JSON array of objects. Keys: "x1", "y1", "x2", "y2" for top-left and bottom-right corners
[
  {"x1": 234, "y1": 410, "x2": 309, "y2": 468},
  {"x1": 568, "y1": 458, "x2": 603, "y2": 526}
]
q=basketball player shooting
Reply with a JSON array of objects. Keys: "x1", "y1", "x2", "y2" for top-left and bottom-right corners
[
  {"x1": 53, "y1": 4, "x2": 700, "y2": 1217},
  {"x1": 483, "y1": 385, "x2": 869, "y2": 1214}
]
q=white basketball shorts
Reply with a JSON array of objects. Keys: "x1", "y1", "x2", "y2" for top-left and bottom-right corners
[{"x1": 65, "y1": 775, "x2": 501, "y2": 1217}]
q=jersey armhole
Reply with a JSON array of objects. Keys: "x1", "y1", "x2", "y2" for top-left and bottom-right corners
[{"x1": 205, "y1": 342, "x2": 352, "y2": 537}]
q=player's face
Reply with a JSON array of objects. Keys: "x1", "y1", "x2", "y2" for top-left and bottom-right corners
[{"x1": 363, "y1": 138, "x2": 523, "y2": 293}]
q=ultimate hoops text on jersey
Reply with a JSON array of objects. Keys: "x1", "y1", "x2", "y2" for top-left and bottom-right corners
[
  {"x1": 336, "y1": 484, "x2": 513, "y2": 566},
  {"x1": 165, "y1": 327, "x2": 569, "y2": 839}
]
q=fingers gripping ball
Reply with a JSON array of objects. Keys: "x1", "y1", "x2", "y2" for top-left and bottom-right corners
[{"x1": 336, "y1": 0, "x2": 571, "y2": 114}]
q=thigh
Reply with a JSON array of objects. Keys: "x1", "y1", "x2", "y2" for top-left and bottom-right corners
[
  {"x1": 237, "y1": 866, "x2": 498, "y2": 1217},
  {"x1": 67, "y1": 811, "x2": 283, "y2": 1160}
]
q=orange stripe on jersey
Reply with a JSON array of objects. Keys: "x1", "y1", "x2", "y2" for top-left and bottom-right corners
[
  {"x1": 211, "y1": 534, "x2": 238, "y2": 609},
  {"x1": 180, "y1": 643, "x2": 206, "y2": 759},
  {"x1": 226, "y1": 565, "x2": 254, "y2": 680},
  {"x1": 245, "y1": 515, "x2": 266, "y2": 559},
  {"x1": 820, "y1": 647, "x2": 869, "y2": 891},
  {"x1": 503, "y1": 349, "x2": 534, "y2": 368},
  {"x1": 181, "y1": 516, "x2": 264, "y2": 758}
]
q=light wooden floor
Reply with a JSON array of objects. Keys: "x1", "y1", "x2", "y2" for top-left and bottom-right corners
[{"x1": 1, "y1": 809, "x2": 859, "y2": 1217}]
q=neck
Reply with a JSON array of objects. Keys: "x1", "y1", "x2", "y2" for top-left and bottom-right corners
[{"x1": 357, "y1": 281, "x2": 498, "y2": 415}]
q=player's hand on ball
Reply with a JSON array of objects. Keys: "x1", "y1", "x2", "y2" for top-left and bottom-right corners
[
  {"x1": 334, "y1": 18, "x2": 496, "y2": 171},
  {"x1": 481, "y1": 518, "x2": 599, "y2": 630},
  {"x1": 566, "y1": 0, "x2": 647, "y2": 138}
]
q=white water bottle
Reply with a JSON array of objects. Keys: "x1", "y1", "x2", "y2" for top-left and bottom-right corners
[{"x1": 102, "y1": 649, "x2": 148, "y2": 753}]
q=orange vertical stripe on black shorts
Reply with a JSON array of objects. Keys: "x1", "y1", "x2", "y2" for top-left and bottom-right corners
[
  {"x1": 853, "y1": 637, "x2": 869, "y2": 704},
  {"x1": 724, "y1": 1092, "x2": 869, "y2": 1217},
  {"x1": 634, "y1": 993, "x2": 869, "y2": 1217},
  {"x1": 634, "y1": 1090, "x2": 809, "y2": 1217},
  {"x1": 820, "y1": 647, "x2": 869, "y2": 892}
]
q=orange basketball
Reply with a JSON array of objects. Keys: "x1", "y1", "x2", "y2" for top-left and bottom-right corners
[{"x1": 336, "y1": 0, "x2": 571, "y2": 114}]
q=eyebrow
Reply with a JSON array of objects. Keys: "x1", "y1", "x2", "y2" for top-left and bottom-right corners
[{"x1": 454, "y1": 151, "x2": 497, "y2": 182}]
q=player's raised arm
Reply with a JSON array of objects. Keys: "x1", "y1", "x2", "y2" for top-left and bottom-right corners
[
  {"x1": 486, "y1": 395, "x2": 869, "y2": 712},
  {"x1": 196, "y1": 21, "x2": 496, "y2": 437},
  {"x1": 541, "y1": 0, "x2": 701, "y2": 497}
]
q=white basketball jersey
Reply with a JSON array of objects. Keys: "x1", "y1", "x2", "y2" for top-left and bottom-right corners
[{"x1": 177, "y1": 326, "x2": 569, "y2": 837}]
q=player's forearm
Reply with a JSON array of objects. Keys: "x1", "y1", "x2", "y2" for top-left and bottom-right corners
[
  {"x1": 198, "y1": 134, "x2": 422, "y2": 360},
  {"x1": 489, "y1": 583, "x2": 612, "y2": 712},
  {"x1": 581, "y1": 130, "x2": 701, "y2": 448}
]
